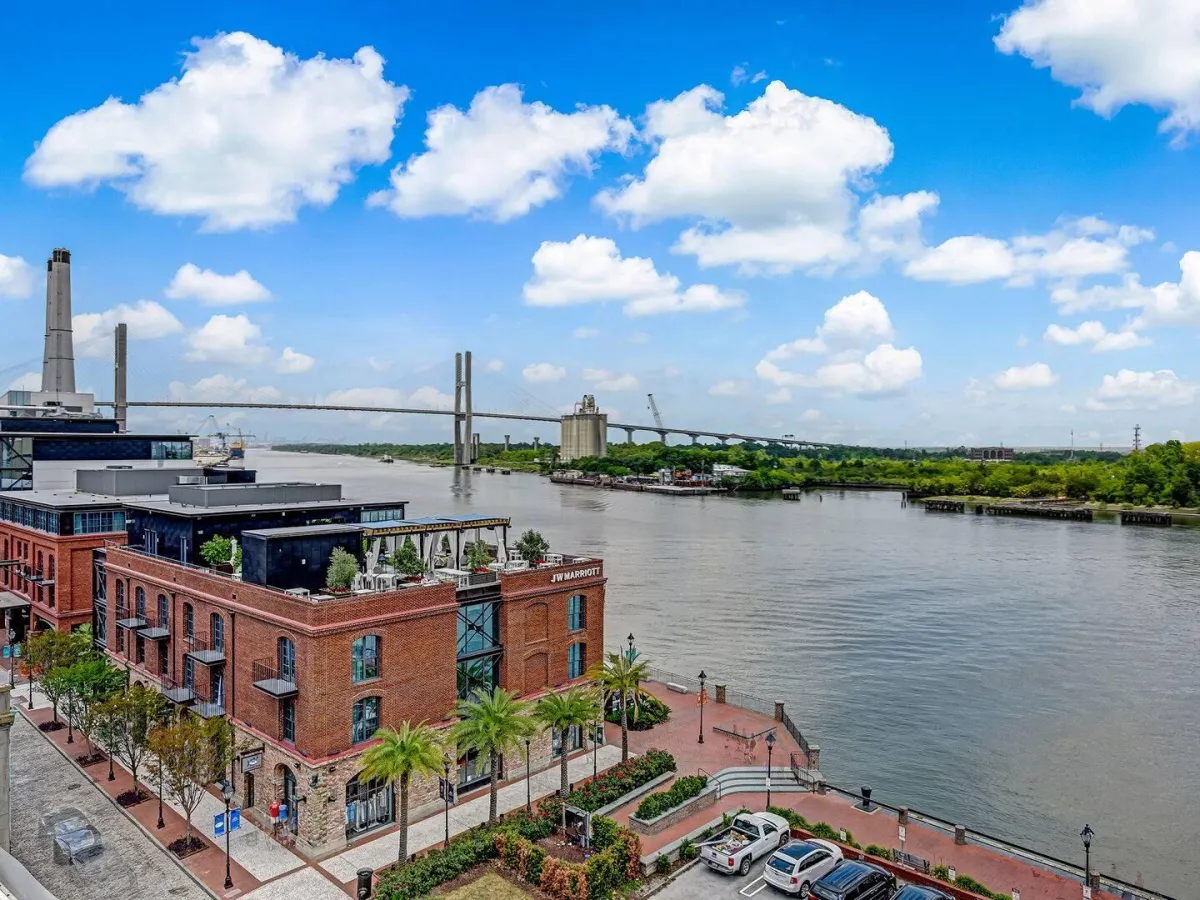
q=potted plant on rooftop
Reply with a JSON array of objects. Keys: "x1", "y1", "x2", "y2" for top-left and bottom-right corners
[
  {"x1": 515, "y1": 529, "x2": 549, "y2": 566},
  {"x1": 199, "y1": 535, "x2": 234, "y2": 573},
  {"x1": 326, "y1": 547, "x2": 359, "y2": 594},
  {"x1": 465, "y1": 540, "x2": 492, "y2": 572},
  {"x1": 391, "y1": 536, "x2": 426, "y2": 582}
]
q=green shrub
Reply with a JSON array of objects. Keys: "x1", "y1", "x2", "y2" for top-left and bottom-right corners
[
  {"x1": 932, "y1": 864, "x2": 951, "y2": 881},
  {"x1": 606, "y1": 694, "x2": 671, "y2": 731},
  {"x1": 864, "y1": 844, "x2": 891, "y2": 860},
  {"x1": 635, "y1": 775, "x2": 707, "y2": 820},
  {"x1": 767, "y1": 806, "x2": 811, "y2": 831},
  {"x1": 700, "y1": 827, "x2": 714, "y2": 839},
  {"x1": 841, "y1": 828, "x2": 861, "y2": 850},
  {"x1": 199, "y1": 535, "x2": 232, "y2": 566},
  {"x1": 954, "y1": 875, "x2": 995, "y2": 897},
  {"x1": 325, "y1": 547, "x2": 359, "y2": 590},
  {"x1": 810, "y1": 822, "x2": 839, "y2": 841},
  {"x1": 655, "y1": 854, "x2": 672, "y2": 876},
  {"x1": 679, "y1": 838, "x2": 698, "y2": 861},
  {"x1": 557, "y1": 748, "x2": 675, "y2": 813},
  {"x1": 592, "y1": 815, "x2": 619, "y2": 852},
  {"x1": 374, "y1": 826, "x2": 496, "y2": 899}
]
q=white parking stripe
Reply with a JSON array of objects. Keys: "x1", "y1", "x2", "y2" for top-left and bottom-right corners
[{"x1": 739, "y1": 875, "x2": 770, "y2": 897}]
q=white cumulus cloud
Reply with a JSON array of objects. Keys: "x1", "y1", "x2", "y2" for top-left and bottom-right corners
[
  {"x1": 996, "y1": 0, "x2": 1200, "y2": 144},
  {"x1": 1051, "y1": 250, "x2": 1200, "y2": 329},
  {"x1": 800, "y1": 408, "x2": 822, "y2": 422},
  {"x1": 25, "y1": 33, "x2": 407, "y2": 230},
  {"x1": 485, "y1": 359, "x2": 504, "y2": 372},
  {"x1": 369, "y1": 84, "x2": 631, "y2": 221},
  {"x1": 184, "y1": 314, "x2": 268, "y2": 365},
  {"x1": 523, "y1": 362, "x2": 566, "y2": 383},
  {"x1": 1087, "y1": 368, "x2": 1197, "y2": 409},
  {"x1": 1043, "y1": 321, "x2": 1149, "y2": 352},
  {"x1": 994, "y1": 362, "x2": 1058, "y2": 390},
  {"x1": 582, "y1": 368, "x2": 639, "y2": 391},
  {"x1": 765, "y1": 388, "x2": 792, "y2": 405},
  {"x1": 0, "y1": 254, "x2": 35, "y2": 299},
  {"x1": 168, "y1": 373, "x2": 281, "y2": 403},
  {"x1": 275, "y1": 347, "x2": 314, "y2": 374},
  {"x1": 165, "y1": 263, "x2": 271, "y2": 305},
  {"x1": 408, "y1": 386, "x2": 454, "y2": 409},
  {"x1": 73, "y1": 300, "x2": 184, "y2": 358},
  {"x1": 523, "y1": 234, "x2": 745, "y2": 316},
  {"x1": 708, "y1": 380, "x2": 746, "y2": 397},
  {"x1": 764, "y1": 291, "x2": 893, "y2": 361}
]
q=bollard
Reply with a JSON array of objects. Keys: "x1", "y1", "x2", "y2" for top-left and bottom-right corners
[
  {"x1": 858, "y1": 786, "x2": 874, "y2": 811},
  {"x1": 356, "y1": 867, "x2": 373, "y2": 899},
  {"x1": 954, "y1": 824, "x2": 967, "y2": 845},
  {"x1": 807, "y1": 745, "x2": 820, "y2": 771},
  {"x1": 715, "y1": 685, "x2": 726, "y2": 704},
  {"x1": 898, "y1": 806, "x2": 909, "y2": 825}
]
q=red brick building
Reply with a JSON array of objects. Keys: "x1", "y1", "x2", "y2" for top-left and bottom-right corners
[
  {"x1": 100, "y1": 534, "x2": 605, "y2": 857},
  {"x1": 0, "y1": 491, "x2": 129, "y2": 638}
]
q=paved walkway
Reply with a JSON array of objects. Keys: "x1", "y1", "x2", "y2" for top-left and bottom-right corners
[{"x1": 316, "y1": 744, "x2": 622, "y2": 885}]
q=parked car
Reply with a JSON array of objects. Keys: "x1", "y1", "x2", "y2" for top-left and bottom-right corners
[
  {"x1": 809, "y1": 859, "x2": 896, "y2": 900},
  {"x1": 38, "y1": 806, "x2": 86, "y2": 837},
  {"x1": 763, "y1": 838, "x2": 843, "y2": 895},
  {"x1": 893, "y1": 887, "x2": 953, "y2": 900},
  {"x1": 44, "y1": 811, "x2": 103, "y2": 865},
  {"x1": 699, "y1": 811, "x2": 791, "y2": 875}
]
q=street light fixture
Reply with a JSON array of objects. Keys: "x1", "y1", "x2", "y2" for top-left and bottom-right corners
[
  {"x1": 1080, "y1": 824, "x2": 1094, "y2": 892},
  {"x1": 765, "y1": 731, "x2": 776, "y2": 808},
  {"x1": 442, "y1": 756, "x2": 452, "y2": 848},
  {"x1": 626, "y1": 633, "x2": 634, "y2": 662},
  {"x1": 156, "y1": 761, "x2": 165, "y2": 829},
  {"x1": 525, "y1": 738, "x2": 532, "y2": 813},
  {"x1": 6, "y1": 629, "x2": 14, "y2": 690},
  {"x1": 698, "y1": 671, "x2": 707, "y2": 745},
  {"x1": 592, "y1": 720, "x2": 602, "y2": 779},
  {"x1": 219, "y1": 779, "x2": 234, "y2": 889}
]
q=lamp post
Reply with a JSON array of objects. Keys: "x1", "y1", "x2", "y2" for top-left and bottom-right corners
[
  {"x1": 442, "y1": 756, "x2": 451, "y2": 848},
  {"x1": 626, "y1": 633, "x2": 634, "y2": 663},
  {"x1": 156, "y1": 761, "x2": 165, "y2": 829},
  {"x1": 219, "y1": 779, "x2": 234, "y2": 889},
  {"x1": 698, "y1": 671, "x2": 706, "y2": 744},
  {"x1": 765, "y1": 731, "x2": 776, "y2": 808},
  {"x1": 592, "y1": 721, "x2": 601, "y2": 779},
  {"x1": 524, "y1": 738, "x2": 532, "y2": 813},
  {"x1": 1080, "y1": 824, "x2": 1094, "y2": 893},
  {"x1": 6, "y1": 629, "x2": 14, "y2": 689}
]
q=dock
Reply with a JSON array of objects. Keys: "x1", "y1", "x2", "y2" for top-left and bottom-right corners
[
  {"x1": 985, "y1": 503, "x2": 1093, "y2": 521},
  {"x1": 1120, "y1": 509, "x2": 1173, "y2": 526},
  {"x1": 924, "y1": 499, "x2": 965, "y2": 513}
]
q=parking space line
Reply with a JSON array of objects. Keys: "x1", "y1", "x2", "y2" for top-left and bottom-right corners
[{"x1": 739, "y1": 875, "x2": 770, "y2": 897}]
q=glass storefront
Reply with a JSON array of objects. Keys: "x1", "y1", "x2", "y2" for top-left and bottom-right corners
[{"x1": 345, "y1": 775, "x2": 394, "y2": 837}]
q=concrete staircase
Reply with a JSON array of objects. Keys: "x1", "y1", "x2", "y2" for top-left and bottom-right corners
[{"x1": 702, "y1": 765, "x2": 822, "y2": 798}]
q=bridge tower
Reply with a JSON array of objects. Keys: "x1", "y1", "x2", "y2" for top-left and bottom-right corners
[{"x1": 453, "y1": 351, "x2": 475, "y2": 465}]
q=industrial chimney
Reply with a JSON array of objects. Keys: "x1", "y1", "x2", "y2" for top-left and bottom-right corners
[{"x1": 41, "y1": 248, "x2": 76, "y2": 395}]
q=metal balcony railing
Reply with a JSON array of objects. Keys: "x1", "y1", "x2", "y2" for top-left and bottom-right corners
[
  {"x1": 252, "y1": 659, "x2": 299, "y2": 698},
  {"x1": 184, "y1": 632, "x2": 225, "y2": 665},
  {"x1": 190, "y1": 680, "x2": 226, "y2": 719},
  {"x1": 115, "y1": 606, "x2": 147, "y2": 630},
  {"x1": 137, "y1": 613, "x2": 169, "y2": 641},
  {"x1": 161, "y1": 673, "x2": 195, "y2": 705}
]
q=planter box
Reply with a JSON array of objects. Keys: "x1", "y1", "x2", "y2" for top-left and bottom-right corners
[
  {"x1": 592, "y1": 770, "x2": 676, "y2": 818},
  {"x1": 629, "y1": 785, "x2": 718, "y2": 835}
]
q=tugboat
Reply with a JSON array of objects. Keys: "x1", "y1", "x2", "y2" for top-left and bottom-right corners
[{"x1": 380, "y1": 454, "x2": 394, "y2": 464}]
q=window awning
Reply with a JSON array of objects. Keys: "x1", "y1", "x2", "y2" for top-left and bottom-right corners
[{"x1": 0, "y1": 591, "x2": 30, "y2": 610}]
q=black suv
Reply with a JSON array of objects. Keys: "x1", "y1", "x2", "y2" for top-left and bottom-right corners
[{"x1": 809, "y1": 860, "x2": 896, "y2": 900}]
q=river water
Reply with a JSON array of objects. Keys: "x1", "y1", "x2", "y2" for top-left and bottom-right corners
[{"x1": 251, "y1": 450, "x2": 1196, "y2": 896}]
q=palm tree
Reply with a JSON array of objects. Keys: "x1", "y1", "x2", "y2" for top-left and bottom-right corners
[
  {"x1": 535, "y1": 686, "x2": 602, "y2": 833},
  {"x1": 589, "y1": 650, "x2": 651, "y2": 762},
  {"x1": 358, "y1": 722, "x2": 445, "y2": 863},
  {"x1": 451, "y1": 687, "x2": 540, "y2": 825}
]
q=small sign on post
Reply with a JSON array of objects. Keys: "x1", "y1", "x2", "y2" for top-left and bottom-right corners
[
  {"x1": 1012, "y1": 890, "x2": 1021, "y2": 900},
  {"x1": 948, "y1": 867, "x2": 957, "y2": 882},
  {"x1": 214, "y1": 812, "x2": 226, "y2": 837},
  {"x1": 438, "y1": 778, "x2": 456, "y2": 805},
  {"x1": 1083, "y1": 888, "x2": 1092, "y2": 900},
  {"x1": 230, "y1": 808, "x2": 241, "y2": 831},
  {"x1": 899, "y1": 824, "x2": 906, "y2": 843}
]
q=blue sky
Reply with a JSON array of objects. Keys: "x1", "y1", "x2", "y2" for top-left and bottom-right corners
[{"x1": 2, "y1": 0, "x2": 1199, "y2": 447}]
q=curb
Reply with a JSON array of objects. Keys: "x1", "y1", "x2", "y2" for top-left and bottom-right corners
[
  {"x1": 641, "y1": 857, "x2": 702, "y2": 897},
  {"x1": 16, "y1": 705, "x2": 222, "y2": 900}
]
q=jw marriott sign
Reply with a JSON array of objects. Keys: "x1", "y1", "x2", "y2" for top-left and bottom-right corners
[{"x1": 550, "y1": 566, "x2": 602, "y2": 583}]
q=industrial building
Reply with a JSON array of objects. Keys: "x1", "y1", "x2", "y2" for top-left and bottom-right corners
[{"x1": 558, "y1": 394, "x2": 607, "y2": 462}]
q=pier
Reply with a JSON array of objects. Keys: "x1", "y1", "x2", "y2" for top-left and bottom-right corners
[
  {"x1": 924, "y1": 499, "x2": 965, "y2": 513},
  {"x1": 1120, "y1": 509, "x2": 1173, "y2": 526},
  {"x1": 985, "y1": 503, "x2": 1093, "y2": 521}
]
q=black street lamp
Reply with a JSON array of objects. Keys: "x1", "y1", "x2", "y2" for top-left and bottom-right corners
[
  {"x1": 626, "y1": 633, "x2": 634, "y2": 662},
  {"x1": 698, "y1": 671, "x2": 707, "y2": 744},
  {"x1": 765, "y1": 731, "x2": 776, "y2": 808},
  {"x1": 219, "y1": 779, "x2": 234, "y2": 889},
  {"x1": 524, "y1": 738, "x2": 532, "y2": 813},
  {"x1": 156, "y1": 762, "x2": 165, "y2": 829},
  {"x1": 592, "y1": 721, "x2": 601, "y2": 779},
  {"x1": 1081, "y1": 824, "x2": 1094, "y2": 891},
  {"x1": 6, "y1": 629, "x2": 14, "y2": 690},
  {"x1": 442, "y1": 756, "x2": 452, "y2": 848},
  {"x1": 107, "y1": 740, "x2": 115, "y2": 781}
]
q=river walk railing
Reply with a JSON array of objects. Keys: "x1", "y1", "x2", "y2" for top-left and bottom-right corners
[
  {"x1": 821, "y1": 782, "x2": 1175, "y2": 900},
  {"x1": 641, "y1": 666, "x2": 818, "y2": 769}
]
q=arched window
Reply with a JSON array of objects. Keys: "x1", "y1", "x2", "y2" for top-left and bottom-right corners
[
  {"x1": 351, "y1": 635, "x2": 380, "y2": 683},
  {"x1": 567, "y1": 642, "x2": 586, "y2": 680},
  {"x1": 278, "y1": 637, "x2": 296, "y2": 682},
  {"x1": 135, "y1": 587, "x2": 146, "y2": 618},
  {"x1": 157, "y1": 594, "x2": 169, "y2": 628},
  {"x1": 183, "y1": 602, "x2": 194, "y2": 639},
  {"x1": 352, "y1": 696, "x2": 381, "y2": 744},
  {"x1": 210, "y1": 613, "x2": 225, "y2": 653},
  {"x1": 567, "y1": 594, "x2": 586, "y2": 632},
  {"x1": 116, "y1": 580, "x2": 126, "y2": 613}
]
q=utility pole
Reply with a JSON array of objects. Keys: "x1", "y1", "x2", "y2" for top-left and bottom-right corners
[
  {"x1": 1070, "y1": 430, "x2": 1074, "y2": 460},
  {"x1": 1133, "y1": 424, "x2": 1142, "y2": 453}
]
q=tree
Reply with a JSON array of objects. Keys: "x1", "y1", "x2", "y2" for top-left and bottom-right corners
[
  {"x1": 326, "y1": 547, "x2": 359, "y2": 590},
  {"x1": 42, "y1": 666, "x2": 73, "y2": 726},
  {"x1": 515, "y1": 529, "x2": 549, "y2": 565},
  {"x1": 589, "y1": 651, "x2": 651, "y2": 763},
  {"x1": 26, "y1": 629, "x2": 86, "y2": 721},
  {"x1": 451, "y1": 686, "x2": 540, "y2": 825},
  {"x1": 535, "y1": 686, "x2": 602, "y2": 833},
  {"x1": 358, "y1": 722, "x2": 445, "y2": 863},
  {"x1": 148, "y1": 715, "x2": 228, "y2": 846},
  {"x1": 391, "y1": 537, "x2": 425, "y2": 577},
  {"x1": 465, "y1": 540, "x2": 492, "y2": 571},
  {"x1": 95, "y1": 682, "x2": 167, "y2": 799},
  {"x1": 199, "y1": 535, "x2": 233, "y2": 567},
  {"x1": 63, "y1": 658, "x2": 126, "y2": 759}
]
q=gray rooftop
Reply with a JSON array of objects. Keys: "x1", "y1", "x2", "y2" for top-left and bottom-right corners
[
  {"x1": 242, "y1": 523, "x2": 365, "y2": 539},
  {"x1": 2, "y1": 489, "x2": 139, "y2": 509}
]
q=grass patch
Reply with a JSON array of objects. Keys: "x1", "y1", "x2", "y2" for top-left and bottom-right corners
[{"x1": 438, "y1": 872, "x2": 533, "y2": 899}]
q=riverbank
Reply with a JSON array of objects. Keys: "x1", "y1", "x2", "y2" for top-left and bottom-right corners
[{"x1": 920, "y1": 495, "x2": 1200, "y2": 524}]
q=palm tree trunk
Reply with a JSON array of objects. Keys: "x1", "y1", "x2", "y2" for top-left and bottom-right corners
[
  {"x1": 398, "y1": 773, "x2": 409, "y2": 863},
  {"x1": 560, "y1": 727, "x2": 569, "y2": 835},
  {"x1": 488, "y1": 750, "x2": 499, "y2": 825},
  {"x1": 620, "y1": 693, "x2": 630, "y2": 762}
]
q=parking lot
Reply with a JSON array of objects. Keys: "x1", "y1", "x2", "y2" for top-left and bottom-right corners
[
  {"x1": 655, "y1": 859, "x2": 796, "y2": 900},
  {"x1": 10, "y1": 715, "x2": 206, "y2": 900}
]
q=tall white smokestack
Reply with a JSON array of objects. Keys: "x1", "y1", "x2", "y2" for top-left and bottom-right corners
[{"x1": 42, "y1": 248, "x2": 76, "y2": 395}]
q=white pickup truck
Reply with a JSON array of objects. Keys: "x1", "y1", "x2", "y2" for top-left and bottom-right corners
[{"x1": 699, "y1": 812, "x2": 791, "y2": 876}]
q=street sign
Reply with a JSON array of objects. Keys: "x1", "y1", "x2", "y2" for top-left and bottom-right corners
[
  {"x1": 13, "y1": 645, "x2": 20, "y2": 657},
  {"x1": 230, "y1": 809, "x2": 241, "y2": 831},
  {"x1": 2, "y1": 646, "x2": 8, "y2": 659},
  {"x1": 214, "y1": 813, "x2": 226, "y2": 836},
  {"x1": 899, "y1": 825, "x2": 906, "y2": 843},
  {"x1": 1012, "y1": 891, "x2": 1020, "y2": 900},
  {"x1": 241, "y1": 752, "x2": 263, "y2": 774},
  {"x1": 1082, "y1": 888, "x2": 1091, "y2": 900}
]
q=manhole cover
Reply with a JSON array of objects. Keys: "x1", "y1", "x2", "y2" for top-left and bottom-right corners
[{"x1": 66, "y1": 783, "x2": 82, "y2": 790}]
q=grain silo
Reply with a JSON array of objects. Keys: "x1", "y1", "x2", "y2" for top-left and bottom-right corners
[{"x1": 559, "y1": 394, "x2": 608, "y2": 462}]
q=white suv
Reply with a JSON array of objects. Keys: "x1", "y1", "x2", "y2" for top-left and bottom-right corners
[{"x1": 762, "y1": 839, "x2": 843, "y2": 895}]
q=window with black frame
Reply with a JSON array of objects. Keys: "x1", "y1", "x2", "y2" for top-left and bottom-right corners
[
  {"x1": 568, "y1": 594, "x2": 586, "y2": 631},
  {"x1": 351, "y1": 635, "x2": 380, "y2": 682},
  {"x1": 345, "y1": 774, "x2": 394, "y2": 836},
  {"x1": 456, "y1": 601, "x2": 501, "y2": 700},
  {"x1": 352, "y1": 696, "x2": 381, "y2": 744},
  {"x1": 568, "y1": 641, "x2": 586, "y2": 680}
]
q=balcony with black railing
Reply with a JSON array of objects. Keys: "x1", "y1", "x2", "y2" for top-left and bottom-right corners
[
  {"x1": 252, "y1": 659, "x2": 298, "y2": 698},
  {"x1": 136, "y1": 613, "x2": 169, "y2": 641},
  {"x1": 115, "y1": 606, "x2": 147, "y2": 630},
  {"x1": 191, "y1": 679, "x2": 226, "y2": 719},
  {"x1": 184, "y1": 632, "x2": 225, "y2": 665},
  {"x1": 161, "y1": 673, "x2": 195, "y2": 705}
]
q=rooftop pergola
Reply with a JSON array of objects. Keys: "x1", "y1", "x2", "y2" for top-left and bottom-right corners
[{"x1": 360, "y1": 515, "x2": 512, "y2": 574}]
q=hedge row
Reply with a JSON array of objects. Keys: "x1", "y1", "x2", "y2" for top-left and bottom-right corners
[
  {"x1": 495, "y1": 817, "x2": 643, "y2": 900},
  {"x1": 634, "y1": 774, "x2": 707, "y2": 820},
  {"x1": 552, "y1": 748, "x2": 675, "y2": 813}
]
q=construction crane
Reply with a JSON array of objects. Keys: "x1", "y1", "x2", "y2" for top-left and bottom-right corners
[{"x1": 647, "y1": 393, "x2": 664, "y2": 429}]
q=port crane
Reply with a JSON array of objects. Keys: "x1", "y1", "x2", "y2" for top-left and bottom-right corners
[{"x1": 647, "y1": 393, "x2": 665, "y2": 429}]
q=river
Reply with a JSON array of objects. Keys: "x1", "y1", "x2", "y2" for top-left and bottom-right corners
[{"x1": 250, "y1": 450, "x2": 1196, "y2": 896}]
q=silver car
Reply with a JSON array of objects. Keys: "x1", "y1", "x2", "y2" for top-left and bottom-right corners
[
  {"x1": 762, "y1": 838, "x2": 843, "y2": 895},
  {"x1": 41, "y1": 808, "x2": 104, "y2": 865}
]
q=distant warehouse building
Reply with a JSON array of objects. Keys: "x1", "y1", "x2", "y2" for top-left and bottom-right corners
[{"x1": 969, "y1": 447, "x2": 1015, "y2": 462}]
